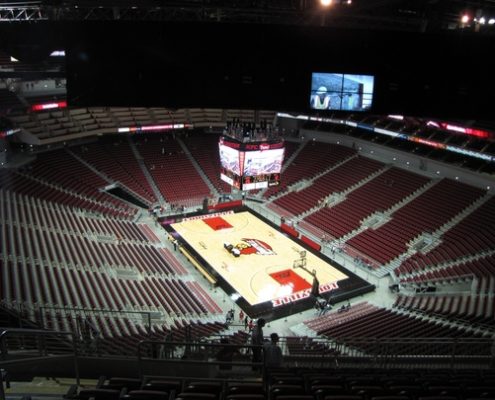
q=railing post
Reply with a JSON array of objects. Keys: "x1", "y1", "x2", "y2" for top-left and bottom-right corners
[
  {"x1": 0, "y1": 332, "x2": 7, "y2": 361},
  {"x1": 0, "y1": 368, "x2": 9, "y2": 400},
  {"x1": 38, "y1": 306, "x2": 45, "y2": 329},
  {"x1": 71, "y1": 331, "x2": 80, "y2": 387},
  {"x1": 451, "y1": 337, "x2": 457, "y2": 370},
  {"x1": 147, "y1": 313, "x2": 152, "y2": 336}
]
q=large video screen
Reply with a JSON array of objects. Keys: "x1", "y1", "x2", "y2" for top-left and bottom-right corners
[
  {"x1": 310, "y1": 72, "x2": 375, "y2": 112},
  {"x1": 243, "y1": 148, "x2": 284, "y2": 176},
  {"x1": 219, "y1": 137, "x2": 284, "y2": 191},
  {"x1": 219, "y1": 142, "x2": 241, "y2": 176}
]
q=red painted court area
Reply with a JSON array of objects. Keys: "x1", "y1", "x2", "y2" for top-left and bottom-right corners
[
  {"x1": 269, "y1": 269, "x2": 312, "y2": 293},
  {"x1": 171, "y1": 211, "x2": 348, "y2": 306},
  {"x1": 203, "y1": 216, "x2": 233, "y2": 231}
]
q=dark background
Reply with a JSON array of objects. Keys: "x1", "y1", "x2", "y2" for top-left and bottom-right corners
[{"x1": 1, "y1": 21, "x2": 494, "y2": 120}]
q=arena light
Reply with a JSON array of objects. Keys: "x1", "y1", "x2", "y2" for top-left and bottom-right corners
[
  {"x1": 117, "y1": 123, "x2": 193, "y2": 133},
  {"x1": 31, "y1": 101, "x2": 67, "y2": 111},
  {"x1": 426, "y1": 120, "x2": 441, "y2": 128},
  {"x1": 230, "y1": 293, "x2": 241, "y2": 301},
  {"x1": 489, "y1": 18, "x2": 495, "y2": 24},
  {"x1": 439, "y1": 122, "x2": 490, "y2": 139},
  {"x1": 320, "y1": 0, "x2": 333, "y2": 6},
  {"x1": 0, "y1": 128, "x2": 20, "y2": 139},
  {"x1": 50, "y1": 50, "x2": 65, "y2": 57}
]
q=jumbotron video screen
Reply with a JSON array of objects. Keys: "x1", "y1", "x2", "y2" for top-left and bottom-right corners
[{"x1": 219, "y1": 137, "x2": 284, "y2": 191}]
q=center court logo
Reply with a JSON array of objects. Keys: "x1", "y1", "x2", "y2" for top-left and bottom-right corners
[{"x1": 235, "y1": 238, "x2": 276, "y2": 256}]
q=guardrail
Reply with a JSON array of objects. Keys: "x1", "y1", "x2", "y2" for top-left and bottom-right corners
[
  {"x1": 0, "y1": 328, "x2": 80, "y2": 385},
  {"x1": 137, "y1": 336, "x2": 493, "y2": 372},
  {"x1": 1, "y1": 328, "x2": 492, "y2": 385}
]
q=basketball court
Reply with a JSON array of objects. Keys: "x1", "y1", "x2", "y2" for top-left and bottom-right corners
[{"x1": 164, "y1": 208, "x2": 374, "y2": 320}]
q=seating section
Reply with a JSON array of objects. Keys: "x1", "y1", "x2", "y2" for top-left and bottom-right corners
[
  {"x1": 0, "y1": 88, "x2": 24, "y2": 111},
  {"x1": 65, "y1": 368, "x2": 495, "y2": 400},
  {"x1": 346, "y1": 179, "x2": 485, "y2": 266},
  {"x1": 394, "y1": 294, "x2": 495, "y2": 326},
  {"x1": 304, "y1": 302, "x2": 485, "y2": 354},
  {"x1": 14, "y1": 108, "x2": 81, "y2": 139},
  {"x1": 23, "y1": 149, "x2": 137, "y2": 217},
  {"x1": 286, "y1": 336, "x2": 337, "y2": 356},
  {"x1": 396, "y1": 195, "x2": 495, "y2": 275},
  {"x1": 264, "y1": 142, "x2": 357, "y2": 199},
  {"x1": 304, "y1": 167, "x2": 430, "y2": 239},
  {"x1": 72, "y1": 137, "x2": 157, "y2": 204},
  {"x1": 181, "y1": 132, "x2": 232, "y2": 193},
  {"x1": 273, "y1": 156, "x2": 384, "y2": 217},
  {"x1": 2, "y1": 130, "x2": 495, "y2": 369},
  {"x1": 41, "y1": 312, "x2": 227, "y2": 357},
  {"x1": 0, "y1": 189, "x2": 222, "y2": 350},
  {"x1": 0, "y1": 170, "x2": 133, "y2": 219},
  {"x1": 0, "y1": 50, "x2": 65, "y2": 74},
  {"x1": 397, "y1": 253, "x2": 495, "y2": 294},
  {"x1": 135, "y1": 135, "x2": 212, "y2": 207}
]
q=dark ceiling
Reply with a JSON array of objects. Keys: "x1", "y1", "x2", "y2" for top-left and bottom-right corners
[{"x1": 1, "y1": 0, "x2": 495, "y2": 34}]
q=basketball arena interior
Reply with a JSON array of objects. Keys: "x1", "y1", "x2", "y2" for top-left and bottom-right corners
[{"x1": 1, "y1": 1, "x2": 495, "y2": 399}]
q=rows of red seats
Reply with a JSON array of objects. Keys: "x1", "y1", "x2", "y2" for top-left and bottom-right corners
[
  {"x1": 72, "y1": 138, "x2": 157, "y2": 204},
  {"x1": 135, "y1": 135, "x2": 211, "y2": 206},
  {"x1": 395, "y1": 294, "x2": 495, "y2": 325},
  {"x1": 397, "y1": 196, "x2": 495, "y2": 275},
  {"x1": 275, "y1": 156, "x2": 384, "y2": 217},
  {"x1": 305, "y1": 167, "x2": 430, "y2": 239},
  {"x1": 397, "y1": 253, "x2": 495, "y2": 290},
  {"x1": 304, "y1": 302, "x2": 485, "y2": 354},
  {"x1": 27, "y1": 150, "x2": 132, "y2": 210},
  {"x1": 264, "y1": 142, "x2": 356, "y2": 199},
  {"x1": 346, "y1": 179, "x2": 485, "y2": 265},
  {"x1": 0, "y1": 170, "x2": 133, "y2": 218},
  {"x1": 181, "y1": 133, "x2": 232, "y2": 194}
]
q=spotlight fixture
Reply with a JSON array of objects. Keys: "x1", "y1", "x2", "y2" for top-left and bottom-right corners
[
  {"x1": 320, "y1": 0, "x2": 333, "y2": 6},
  {"x1": 461, "y1": 13, "x2": 470, "y2": 24}
]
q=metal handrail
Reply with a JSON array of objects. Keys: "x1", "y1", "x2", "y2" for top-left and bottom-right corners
[
  {"x1": 0, "y1": 328, "x2": 80, "y2": 386},
  {"x1": 136, "y1": 336, "x2": 493, "y2": 373},
  {"x1": 136, "y1": 339, "x2": 268, "y2": 389},
  {"x1": 37, "y1": 305, "x2": 154, "y2": 334}
]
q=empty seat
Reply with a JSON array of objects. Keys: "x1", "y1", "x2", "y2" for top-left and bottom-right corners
[
  {"x1": 271, "y1": 384, "x2": 306, "y2": 400},
  {"x1": 227, "y1": 383, "x2": 264, "y2": 395},
  {"x1": 351, "y1": 386, "x2": 386, "y2": 399},
  {"x1": 427, "y1": 387, "x2": 461, "y2": 397},
  {"x1": 77, "y1": 389, "x2": 121, "y2": 400},
  {"x1": 417, "y1": 397, "x2": 459, "y2": 400},
  {"x1": 123, "y1": 390, "x2": 169, "y2": 400},
  {"x1": 324, "y1": 396, "x2": 363, "y2": 400},
  {"x1": 371, "y1": 397, "x2": 410, "y2": 400},
  {"x1": 175, "y1": 393, "x2": 216, "y2": 400},
  {"x1": 184, "y1": 382, "x2": 222, "y2": 397},
  {"x1": 142, "y1": 380, "x2": 182, "y2": 393},
  {"x1": 226, "y1": 395, "x2": 265, "y2": 400},
  {"x1": 105, "y1": 377, "x2": 142, "y2": 391},
  {"x1": 312, "y1": 385, "x2": 349, "y2": 400}
]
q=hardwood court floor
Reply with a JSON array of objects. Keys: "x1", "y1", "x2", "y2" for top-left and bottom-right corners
[{"x1": 172, "y1": 211, "x2": 347, "y2": 306}]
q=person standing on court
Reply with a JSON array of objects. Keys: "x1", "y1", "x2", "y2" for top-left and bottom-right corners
[{"x1": 251, "y1": 318, "x2": 265, "y2": 371}]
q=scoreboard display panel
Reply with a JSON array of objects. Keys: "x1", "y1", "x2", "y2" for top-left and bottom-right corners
[{"x1": 219, "y1": 137, "x2": 284, "y2": 191}]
